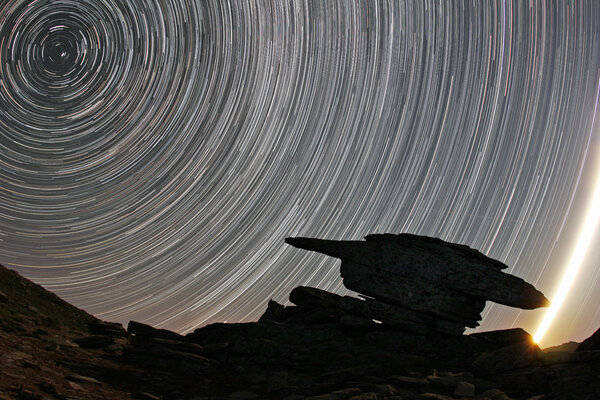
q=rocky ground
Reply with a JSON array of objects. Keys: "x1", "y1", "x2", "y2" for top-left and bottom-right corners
[
  {"x1": 1, "y1": 234, "x2": 600, "y2": 400},
  {"x1": 1, "y1": 264, "x2": 599, "y2": 400}
]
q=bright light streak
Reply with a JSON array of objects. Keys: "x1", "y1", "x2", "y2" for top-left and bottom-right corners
[{"x1": 533, "y1": 153, "x2": 600, "y2": 344}]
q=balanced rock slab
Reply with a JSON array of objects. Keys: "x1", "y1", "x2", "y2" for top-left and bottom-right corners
[{"x1": 285, "y1": 233, "x2": 549, "y2": 329}]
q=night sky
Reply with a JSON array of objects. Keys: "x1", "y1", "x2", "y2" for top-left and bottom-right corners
[{"x1": 1, "y1": 1, "x2": 599, "y2": 348}]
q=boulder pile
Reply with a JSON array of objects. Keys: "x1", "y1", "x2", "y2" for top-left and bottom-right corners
[{"x1": 4, "y1": 236, "x2": 600, "y2": 399}]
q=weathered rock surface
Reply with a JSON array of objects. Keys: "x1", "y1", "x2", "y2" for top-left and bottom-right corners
[
  {"x1": 285, "y1": 285, "x2": 464, "y2": 335},
  {"x1": 286, "y1": 233, "x2": 549, "y2": 332}
]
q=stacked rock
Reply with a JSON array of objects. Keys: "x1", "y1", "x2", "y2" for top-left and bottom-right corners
[{"x1": 285, "y1": 233, "x2": 549, "y2": 335}]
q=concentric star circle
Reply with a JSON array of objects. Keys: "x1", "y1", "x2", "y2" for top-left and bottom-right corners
[{"x1": 1, "y1": 1, "x2": 599, "y2": 345}]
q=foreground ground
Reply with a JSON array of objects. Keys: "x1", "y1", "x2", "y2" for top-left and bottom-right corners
[{"x1": 1, "y1": 264, "x2": 599, "y2": 400}]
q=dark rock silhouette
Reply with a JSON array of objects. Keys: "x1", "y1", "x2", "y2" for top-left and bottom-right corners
[
  {"x1": 1, "y1": 231, "x2": 599, "y2": 400},
  {"x1": 577, "y1": 327, "x2": 600, "y2": 352},
  {"x1": 286, "y1": 233, "x2": 549, "y2": 333},
  {"x1": 543, "y1": 340, "x2": 580, "y2": 353}
]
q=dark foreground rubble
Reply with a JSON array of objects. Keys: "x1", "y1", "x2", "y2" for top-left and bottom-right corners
[{"x1": 1, "y1": 234, "x2": 599, "y2": 400}]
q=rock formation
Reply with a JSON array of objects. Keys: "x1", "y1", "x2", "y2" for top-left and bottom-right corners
[
  {"x1": 286, "y1": 233, "x2": 549, "y2": 334},
  {"x1": 2, "y1": 234, "x2": 600, "y2": 400}
]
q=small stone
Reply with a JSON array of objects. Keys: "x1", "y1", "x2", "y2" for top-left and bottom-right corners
[
  {"x1": 282, "y1": 396, "x2": 306, "y2": 400},
  {"x1": 330, "y1": 388, "x2": 362, "y2": 397},
  {"x1": 21, "y1": 360, "x2": 39, "y2": 369},
  {"x1": 66, "y1": 374, "x2": 101, "y2": 384},
  {"x1": 229, "y1": 391, "x2": 259, "y2": 399},
  {"x1": 17, "y1": 388, "x2": 41, "y2": 400},
  {"x1": 368, "y1": 384, "x2": 398, "y2": 395},
  {"x1": 68, "y1": 381, "x2": 85, "y2": 391},
  {"x1": 454, "y1": 381, "x2": 475, "y2": 397},
  {"x1": 349, "y1": 393, "x2": 379, "y2": 400},
  {"x1": 476, "y1": 389, "x2": 511, "y2": 400},
  {"x1": 420, "y1": 393, "x2": 456, "y2": 400},
  {"x1": 442, "y1": 371, "x2": 466, "y2": 377},
  {"x1": 38, "y1": 380, "x2": 59, "y2": 396},
  {"x1": 428, "y1": 375, "x2": 464, "y2": 391},
  {"x1": 132, "y1": 392, "x2": 162, "y2": 400},
  {"x1": 392, "y1": 375, "x2": 430, "y2": 391}
]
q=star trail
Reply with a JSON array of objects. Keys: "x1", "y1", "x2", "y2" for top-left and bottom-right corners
[{"x1": 0, "y1": 1, "x2": 599, "y2": 347}]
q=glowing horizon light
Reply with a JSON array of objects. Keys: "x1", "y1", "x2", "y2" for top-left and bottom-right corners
[{"x1": 533, "y1": 150, "x2": 600, "y2": 344}]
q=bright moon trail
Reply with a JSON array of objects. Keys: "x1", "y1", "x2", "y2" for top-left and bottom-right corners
[{"x1": 534, "y1": 116, "x2": 600, "y2": 344}]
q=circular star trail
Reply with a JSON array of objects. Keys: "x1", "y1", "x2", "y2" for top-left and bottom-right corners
[{"x1": 1, "y1": 1, "x2": 599, "y2": 346}]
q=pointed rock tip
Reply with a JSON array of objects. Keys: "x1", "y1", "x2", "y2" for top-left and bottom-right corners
[
  {"x1": 541, "y1": 295, "x2": 551, "y2": 308},
  {"x1": 284, "y1": 237, "x2": 314, "y2": 250},
  {"x1": 285, "y1": 236, "x2": 331, "y2": 250},
  {"x1": 284, "y1": 237, "x2": 301, "y2": 246},
  {"x1": 515, "y1": 288, "x2": 550, "y2": 309},
  {"x1": 285, "y1": 236, "x2": 349, "y2": 259}
]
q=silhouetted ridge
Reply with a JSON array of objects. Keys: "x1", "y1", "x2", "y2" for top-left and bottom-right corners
[
  {"x1": 0, "y1": 263, "x2": 97, "y2": 332},
  {"x1": 2, "y1": 244, "x2": 600, "y2": 400}
]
